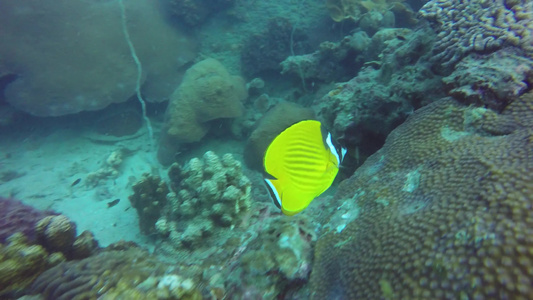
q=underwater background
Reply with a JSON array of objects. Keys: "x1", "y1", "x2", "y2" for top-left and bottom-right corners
[{"x1": 0, "y1": 0, "x2": 532, "y2": 299}]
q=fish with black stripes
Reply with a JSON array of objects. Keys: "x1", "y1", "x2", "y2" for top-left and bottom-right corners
[{"x1": 262, "y1": 120, "x2": 346, "y2": 216}]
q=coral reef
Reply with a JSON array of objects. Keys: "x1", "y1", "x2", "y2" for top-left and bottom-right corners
[
  {"x1": 129, "y1": 174, "x2": 169, "y2": 235},
  {"x1": 281, "y1": 31, "x2": 371, "y2": 83},
  {"x1": 70, "y1": 230, "x2": 99, "y2": 260},
  {"x1": 243, "y1": 101, "x2": 315, "y2": 171},
  {"x1": 443, "y1": 48, "x2": 533, "y2": 112},
  {"x1": 419, "y1": 0, "x2": 533, "y2": 70},
  {"x1": 158, "y1": 58, "x2": 247, "y2": 165},
  {"x1": 326, "y1": 0, "x2": 416, "y2": 32},
  {"x1": 29, "y1": 247, "x2": 201, "y2": 299},
  {"x1": 0, "y1": 197, "x2": 57, "y2": 243},
  {"x1": 35, "y1": 215, "x2": 77, "y2": 255},
  {"x1": 157, "y1": 151, "x2": 251, "y2": 249},
  {"x1": 0, "y1": 233, "x2": 65, "y2": 298},
  {"x1": 233, "y1": 215, "x2": 317, "y2": 298},
  {"x1": 310, "y1": 91, "x2": 533, "y2": 299},
  {"x1": 0, "y1": 0, "x2": 196, "y2": 116},
  {"x1": 316, "y1": 28, "x2": 442, "y2": 163},
  {"x1": 241, "y1": 17, "x2": 310, "y2": 77}
]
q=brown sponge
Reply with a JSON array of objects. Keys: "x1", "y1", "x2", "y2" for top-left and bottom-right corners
[
  {"x1": 158, "y1": 58, "x2": 247, "y2": 165},
  {"x1": 244, "y1": 101, "x2": 315, "y2": 171}
]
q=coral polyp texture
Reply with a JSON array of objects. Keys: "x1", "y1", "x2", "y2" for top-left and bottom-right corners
[
  {"x1": 0, "y1": 233, "x2": 65, "y2": 297},
  {"x1": 158, "y1": 58, "x2": 247, "y2": 165},
  {"x1": 30, "y1": 247, "x2": 201, "y2": 300},
  {"x1": 419, "y1": 0, "x2": 533, "y2": 69},
  {"x1": 157, "y1": 151, "x2": 251, "y2": 249},
  {"x1": 443, "y1": 48, "x2": 533, "y2": 112},
  {"x1": 35, "y1": 215, "x2": 77, "y2": 255},
  {"x1": 310, "y1": 92, "x2": 533, "y2": 299}
]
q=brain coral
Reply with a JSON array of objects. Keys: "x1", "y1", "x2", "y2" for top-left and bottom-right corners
[
  {"x1": 158, "y1": 58, "x2": 247, "y2": 165},
  {"x1": 310, "y1": 92, "x2": 533, "y2": 299},
  {"x1": 419, "y1": 0, "x2": 533, "y2": 69}
]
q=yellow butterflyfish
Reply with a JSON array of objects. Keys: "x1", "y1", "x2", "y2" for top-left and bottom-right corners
[{"x1": 263, "y1": 120, "x2": 346, "y2": 216}]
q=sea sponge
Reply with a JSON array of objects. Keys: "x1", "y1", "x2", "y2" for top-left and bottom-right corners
[
  {"x1": 243, "y1": 101, "x2": 315, "y2": 170},
  {"x1": 35, "y1": 215, "x2": 77, "y2": 254},
  {"x1": 158, "y1": 58, "x2": 247, "y2": 165},
  {"x1": 310, "y1": 92, "x2": 533, "y2": 299}
]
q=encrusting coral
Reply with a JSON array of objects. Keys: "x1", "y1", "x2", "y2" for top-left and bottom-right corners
[
  {"x1": 233, "y1": 214, "x2": 317, "y2": 298},
  {"x1": 158, "y1": 58, "x2": 247, "y2": 165},
  {"x1": 310, "y1": 91, "x2": 533, "y2": 299},
  {"x1": 326, "y1": 0, "x2": 416, "y2": 31},
  {"x1": 316, "y1": 27, "x2": 441, "y2": 164}
]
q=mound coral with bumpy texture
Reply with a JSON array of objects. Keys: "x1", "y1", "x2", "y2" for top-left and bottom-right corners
[
  {"x1": 158, "y1": 58, "x2": 247, "y2": 165},
  {"x1": 419, "y1": 0, "x2": 533, "y2": 69},
  {"x1": 35, "y1": 215, "x2": 77, "y2": 254},
  {"x1": 159, "y1": 152, "x2": 251, "y2": 248},
  {"x1": 0, "y1": 197, "x2": 57, "y2": 243},
  {"x1": 0, "y1": 233, "x2": 65, "y2": 297},
  {"x1": 30, "y1": 247, "x2": 201, "y2": 300},
  {"x1": 310, "y1": 92, "x2": 533, "y2": 299}
]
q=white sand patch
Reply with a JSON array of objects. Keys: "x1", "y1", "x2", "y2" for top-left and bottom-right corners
[{"x1": 0, "y1": 126, "x2": 158, "y2": 250}]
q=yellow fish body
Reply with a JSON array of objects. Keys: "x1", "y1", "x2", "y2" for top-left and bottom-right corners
[{"x1": 263, "y1": 120, "x2": 346, "y2": 215}]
